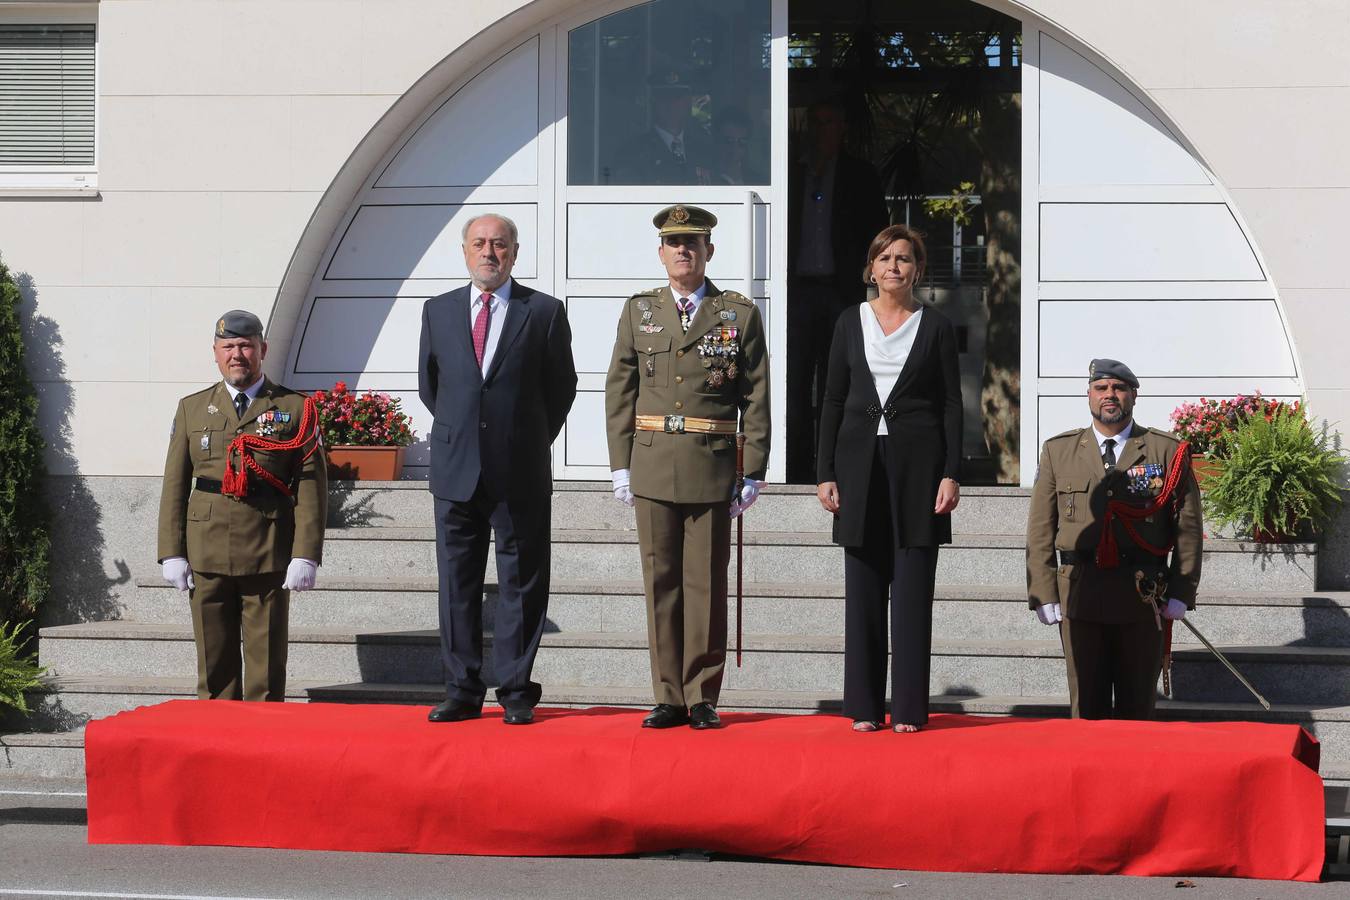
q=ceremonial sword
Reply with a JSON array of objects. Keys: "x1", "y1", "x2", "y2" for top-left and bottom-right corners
[
  {"x1": 735, "y1": 433, "x2": 746, "y2": 667},
  {"x1": 1139, "y1": 573, "x2": 1271, "y2": 710}
]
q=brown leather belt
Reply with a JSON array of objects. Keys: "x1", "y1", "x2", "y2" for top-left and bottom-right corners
[{"x1": 634, "y1": 415, "x2": 737, "y2": 435}]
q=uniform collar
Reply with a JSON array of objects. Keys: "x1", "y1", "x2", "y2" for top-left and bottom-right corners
[
  {"x1": 1091, "y1": 420, "x2": 1134, "y2": 455},
  {"x1": 223, "y1": 375, "x2": 266, "y2": 405}
]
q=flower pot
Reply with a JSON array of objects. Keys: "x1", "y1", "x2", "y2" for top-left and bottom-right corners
[
  {"x1": 327, "y1": 445, "x2": 405, "y2": 481},
  {"x1": 1251, "y1": 522, "x2": 1297, "y2": 544},
  {"x1": 1190, "y1": 453, "x2": 1222, "y2": 489}
]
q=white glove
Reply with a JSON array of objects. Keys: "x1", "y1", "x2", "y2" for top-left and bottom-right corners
[
  {"x1": 162, "y1": 557, "x2": 194, "y2": 592},
  {"x1": 1035, "y1": 601, "x2": 1063, "y2": 626},
  {"x1": 730, "y1": 478, "x2": 764, "y2": 518},
  {"x1": 611, "y1": 468, "x2": 635, "y2": 507},
  {"x1": 1162, "y1": 598, "x2": 1188, "y2": 621},
  {"x1": 283, "y1": 558, "x2": 318, "y2": 592}
]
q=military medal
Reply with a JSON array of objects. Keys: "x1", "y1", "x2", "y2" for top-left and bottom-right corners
[
  {"x1": 200, "y1": 433, "x2": 210, "y2": 452},
  {"x1": 639, "y1": 324, "x2": 664, "y2": 333},
  {"x1": 645, "y1": 357, "x2": 655, "y2": 378}
]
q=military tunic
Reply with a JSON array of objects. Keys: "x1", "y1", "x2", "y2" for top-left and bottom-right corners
[
  {"x1": 1025, "y1": 423, "x2": 1203, "y2": 718},
  {"x1": 157, "y1": 378, "x2": 327, "y2": 700},
  {"x1": 605, "y1": 280, "x2": 770, "y2": 707}
]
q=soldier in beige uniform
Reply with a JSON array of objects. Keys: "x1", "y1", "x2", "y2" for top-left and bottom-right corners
[
  {"x1": 157, "y1": 310, "x2": 327, "y2": 701},
  {"x1": 605, "y1": 205, "x2": 771, "y2": 730},
  {"x1": 1025, "y1": 359, "x2": 1203, "y2": 719}
]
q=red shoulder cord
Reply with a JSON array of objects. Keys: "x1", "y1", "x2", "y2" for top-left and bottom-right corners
[
  {"x1": 220, "y1": 396, "x2": 322, "y2": 499},
  {"x1": 1095, "y1": 440, "x2": 1192, "y2": 569}
]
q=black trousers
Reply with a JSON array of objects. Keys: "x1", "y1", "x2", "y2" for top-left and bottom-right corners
[
  {"x1": 842, "y1": 443, "x2": 939, "y2": 725},
  {"x1": 432, "y1": 486, "x2": 550, "y2": 710}
]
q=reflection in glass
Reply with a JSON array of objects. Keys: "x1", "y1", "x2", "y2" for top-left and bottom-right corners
[{"x1": 568, "y1": 0, "x2": 771, "y2": 186}]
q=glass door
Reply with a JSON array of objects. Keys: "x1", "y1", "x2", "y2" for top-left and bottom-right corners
[{"x1": 551, "y1": 0, "x2": 788, "y2": 481}]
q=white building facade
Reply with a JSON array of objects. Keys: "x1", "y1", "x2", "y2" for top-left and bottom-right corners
[{"x1": 1, "y1": 0, "x2": 1343, "y2": 489}]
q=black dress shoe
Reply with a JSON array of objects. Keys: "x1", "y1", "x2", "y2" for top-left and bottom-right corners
[
  {"x1": 642, "y1": 704, "x2": 689, "y2": 729},
  {"x1": 427, "y1": 700, "x2": 481, "y2": 723},
  {"x1": 502, "y1": 707, "x2": 534, "y2": 725},
  {"x1": 689, "y1": 702, "x2": 721, "y2": 730}
]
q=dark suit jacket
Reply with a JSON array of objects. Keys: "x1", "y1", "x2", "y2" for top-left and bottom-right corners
[
  {"x1": 817, "y1": 305, "x2": 962, "y2": 547},
  {"x1": 418, "y1": 281, "x2": 577, "y2": 504},
  {"x1": 788, "y1": 152, "x2": 890, "y2": 294}
]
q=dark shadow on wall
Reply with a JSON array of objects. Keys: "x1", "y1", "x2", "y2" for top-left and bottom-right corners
[{"x1": 15, "y1": 272, "x2": 128, "y2": 626}]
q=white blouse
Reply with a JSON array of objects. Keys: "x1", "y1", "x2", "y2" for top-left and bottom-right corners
[{"x1": 860, "y1": 302, "x2": 922, "y2": 436}]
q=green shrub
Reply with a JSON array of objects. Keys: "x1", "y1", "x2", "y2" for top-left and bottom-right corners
[
  {"x1": 1202, "y1": 404, "x2": 1346, "y2": 540},
  {"x1": 0, "y1": 620, "x2": 45, "y2": 713},
  {"x1": 0, "y1": 255, "x2": 51, "y2": 630}
]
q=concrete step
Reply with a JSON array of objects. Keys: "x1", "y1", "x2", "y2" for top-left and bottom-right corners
[
  {"x1": 330, "y1": 481, "x2": 1035, "y2": 535},
  {"x1": 315, "y1": 527, "x2": 1318, "y2": 591},
  {"x1": 37, "y1": 621, "x2": 1350, "y2": 706},
  {"x1": 122, "y1": 576, "x2": 1350, "y2": 647}
]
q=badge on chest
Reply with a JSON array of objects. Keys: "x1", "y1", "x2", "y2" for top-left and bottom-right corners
[
  {"x1": 1125, "y1": 463, "x2": 1165, "y2": 496},
  {"x1": 254, "y1": 410, "x2": 292, "y2": 437},
  {"x1": 697, "y1": 326, "x2": 740, "y2": 389}
]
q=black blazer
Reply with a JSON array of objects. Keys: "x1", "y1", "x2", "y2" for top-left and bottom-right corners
[
  {"x1": 816, "y1": 305, "x2": 962, "y2": 547},
  {"x1": 417, "y1": 282, "x2": 577, "y2": 503}
]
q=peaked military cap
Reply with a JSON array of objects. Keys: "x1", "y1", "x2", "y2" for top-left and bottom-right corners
[
  {"x1": 215, "y1": 310, "x2": 264, "y2": 340},
  {"x1": 1088, "y1": 358, "x2": 1138, "y2": 389},
  {"x1": 653, "y1": 204, "x2": 717, "y2": 237}
]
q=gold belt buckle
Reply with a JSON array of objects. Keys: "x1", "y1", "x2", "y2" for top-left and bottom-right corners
[{"x1": 664, "y1": 415, "x2": 685, "y2": 433}]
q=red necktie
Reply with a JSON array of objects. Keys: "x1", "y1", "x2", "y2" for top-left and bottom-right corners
[{"x1": 472, "y1": 293, "x2": 493, "y2": 368}]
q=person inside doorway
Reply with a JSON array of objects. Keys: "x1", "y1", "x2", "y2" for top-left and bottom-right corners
[{"x1": 786, "y1": 98, "x2": 889, "y2": 483}]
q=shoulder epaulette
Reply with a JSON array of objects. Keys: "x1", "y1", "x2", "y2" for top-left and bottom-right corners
[
  {"x1": 1046, "y1": 428, "x2": 1081, "y2": 442},
  {"x1": 1146, "y1": 426, "x2": 1181, "y2": 443},
  {"x1": 185, "y1": 384, "x2": 217, "y2": 401},
  {"x1": 719, "y1": 290, "x2": 753, "y2": 306}
]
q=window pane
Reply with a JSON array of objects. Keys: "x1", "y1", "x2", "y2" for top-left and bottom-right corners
[
  {"x1": 0, "y1": 24, "x2": 96, "y2": 166},
  {"x1": 568, "y1": 0, "x2": 771, "y2": 186}
]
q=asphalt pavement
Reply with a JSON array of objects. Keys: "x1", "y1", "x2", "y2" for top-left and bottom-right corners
[{"x1": 1, "y1": 776, "x2": 1344, "y2": 899}]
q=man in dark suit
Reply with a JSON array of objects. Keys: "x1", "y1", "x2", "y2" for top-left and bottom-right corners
[
  {"x1": 786, "y1": 98, "x2": 890, "y2": 482},
  {"x1": 417, "y1": 213, "x2": 577, "y2": 725}
]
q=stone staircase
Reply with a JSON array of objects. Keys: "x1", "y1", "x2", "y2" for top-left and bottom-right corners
[{"x1": 6, "y1": 482, "x2": 1349, "y2": 789}]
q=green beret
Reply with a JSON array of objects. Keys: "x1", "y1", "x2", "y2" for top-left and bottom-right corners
[
  {"x1": 215, "y1": 310, "x2": 264, "y2": 340},
  {"x1": 653, "y1": 204, "x2": 717, "y2": 237},
  {"x1": 1088, "y1": 358, "x2": 1138, "y2": 389}
]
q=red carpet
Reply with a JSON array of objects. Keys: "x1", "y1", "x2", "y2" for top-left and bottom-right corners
[{"x1": 85, "y1": 701, "x2": 1324, "y2": 880}]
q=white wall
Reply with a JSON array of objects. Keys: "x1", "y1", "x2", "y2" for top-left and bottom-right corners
[{"x1": 2, "y1": 0, "x2": 1347, "y2": 477}]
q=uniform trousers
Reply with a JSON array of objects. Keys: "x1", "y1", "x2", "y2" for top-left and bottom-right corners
[
  {"x1": 1060, "y1": 617, "x2": 1164, "y2": 719},
  {"x1": 634, "y1": 496, "x2": 731, "y2": 708},
  {"x1": 842, "y1": 445, "x2": 940, "y2": 726},
  {"x1": 432, "y1": 487, "x2": 550, "y2": 711},
  {"x1": 189, "y1": 570, "x2": 288, "y2": 701}
]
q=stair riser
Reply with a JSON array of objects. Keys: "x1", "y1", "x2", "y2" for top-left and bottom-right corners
[
  {"x1": 0, "y1": 745, "x2": 84, "y2": 779},
  {"x1": 40, "y1": 636, "x2": 1350, "y2": 705},
  {"x1": 315, "y1": 541, "x2": 1318, "y2": 591},
  {"x1": 109, "y1": 587, "x2": 1350, "y2": 648},
  {"x1": 328, "y1": 489, "x2": 1033, "y2": 536}
]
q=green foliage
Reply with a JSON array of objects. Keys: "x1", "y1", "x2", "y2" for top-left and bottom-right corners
[
  {"x1": 1202, "y1": 404, "x2": 1346, "y2": 540},
  {"x1": 0, "y1": 255, "x2": 52, "y2": 628},
  {"x1": 0, "y1": 620, "x2": 46, "y2": 713},
  {"x1": 923, "y1": 181, "x2": 978, "y2": 227}
]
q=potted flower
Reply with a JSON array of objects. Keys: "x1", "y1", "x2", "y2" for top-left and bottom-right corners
[
  {"x1": 1201, "y1": 402, "x2": 1345, "y2": 542},
  {"x1": 313, "y1": 381, "x2": 416, "y2": 480},
  {"x1": 1170, "y1": 394, "x2": 1301, "y2": 487}
]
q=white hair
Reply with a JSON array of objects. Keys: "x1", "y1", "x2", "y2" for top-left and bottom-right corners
[{"x1": 461, "y1": 213, "x2": 519, "y2": 245}]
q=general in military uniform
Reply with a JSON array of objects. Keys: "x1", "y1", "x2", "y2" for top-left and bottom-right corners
[
  {"x1": 157, "y1": 310, "x2": 327, "y2": 701},
  {"x1": 1025, "y1": 359, "x2": 1203, "y2": 719},
  {"x1": 605, "y1": 205, "x2": 771, "y2": 730}
]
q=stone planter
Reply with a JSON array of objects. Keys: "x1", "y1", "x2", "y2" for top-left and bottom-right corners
[
  {"x1": 1190, "y1": 453, "x2": 1221, "y2": 489},
  {"x1": 327, "y1": 445, "x2": 405, "y2": 481}
]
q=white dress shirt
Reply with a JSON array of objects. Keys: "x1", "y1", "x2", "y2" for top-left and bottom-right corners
[
  {"x1": 469, "y1": 278, "x2": 512, "y2": 376},
  {"x1": 671, "y1": 280, "x2": 708, "y2": 320},
  {"x1": 223, "y1": 375, "x2": 265, "y2": 415},
  {"x1": 1092, "y1": 420, "x2": 1134, "y2": 465},
  {"x1": 860, "y1": 303, "x2": 922, "y2": 436}
]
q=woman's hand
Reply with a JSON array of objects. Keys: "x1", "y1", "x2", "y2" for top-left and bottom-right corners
[
  {"x1": 817, "y1": 481, "x2": 840, "y2": 514},
  {"x1": 934, "y1": 478, "x2": 960, "y2": 515}
]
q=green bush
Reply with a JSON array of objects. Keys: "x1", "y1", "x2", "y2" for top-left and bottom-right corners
[
  {"x1": 0, "y1": 255, "x2": 51, "y2": 632},
  {"x1": 1202, "y1": 403, "x2": 1346, "y2": 540},
  {"x1": 0, "y1": 620, "x2": 45, "y2": 713}
]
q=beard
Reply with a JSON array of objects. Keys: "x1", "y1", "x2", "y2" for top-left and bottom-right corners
[{"x1": 1092, "y1": 403, "x2": 1130, "y2": 425}]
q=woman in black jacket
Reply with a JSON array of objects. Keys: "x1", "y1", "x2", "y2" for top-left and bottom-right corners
[{"x1": 816, "y1": 224, "x2": 962, "y2": 733}]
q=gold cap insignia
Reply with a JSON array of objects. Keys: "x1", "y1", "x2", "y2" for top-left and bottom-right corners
[
  {"x1": 1088, "y1": 360, "x2": 1096, "y2": 379},
  {"x1": 670, "y1": 206, "x2": 689, "y2": 225},
  {"x1": 217, "y1": 318, "x2": 226, "y2": 337}
]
